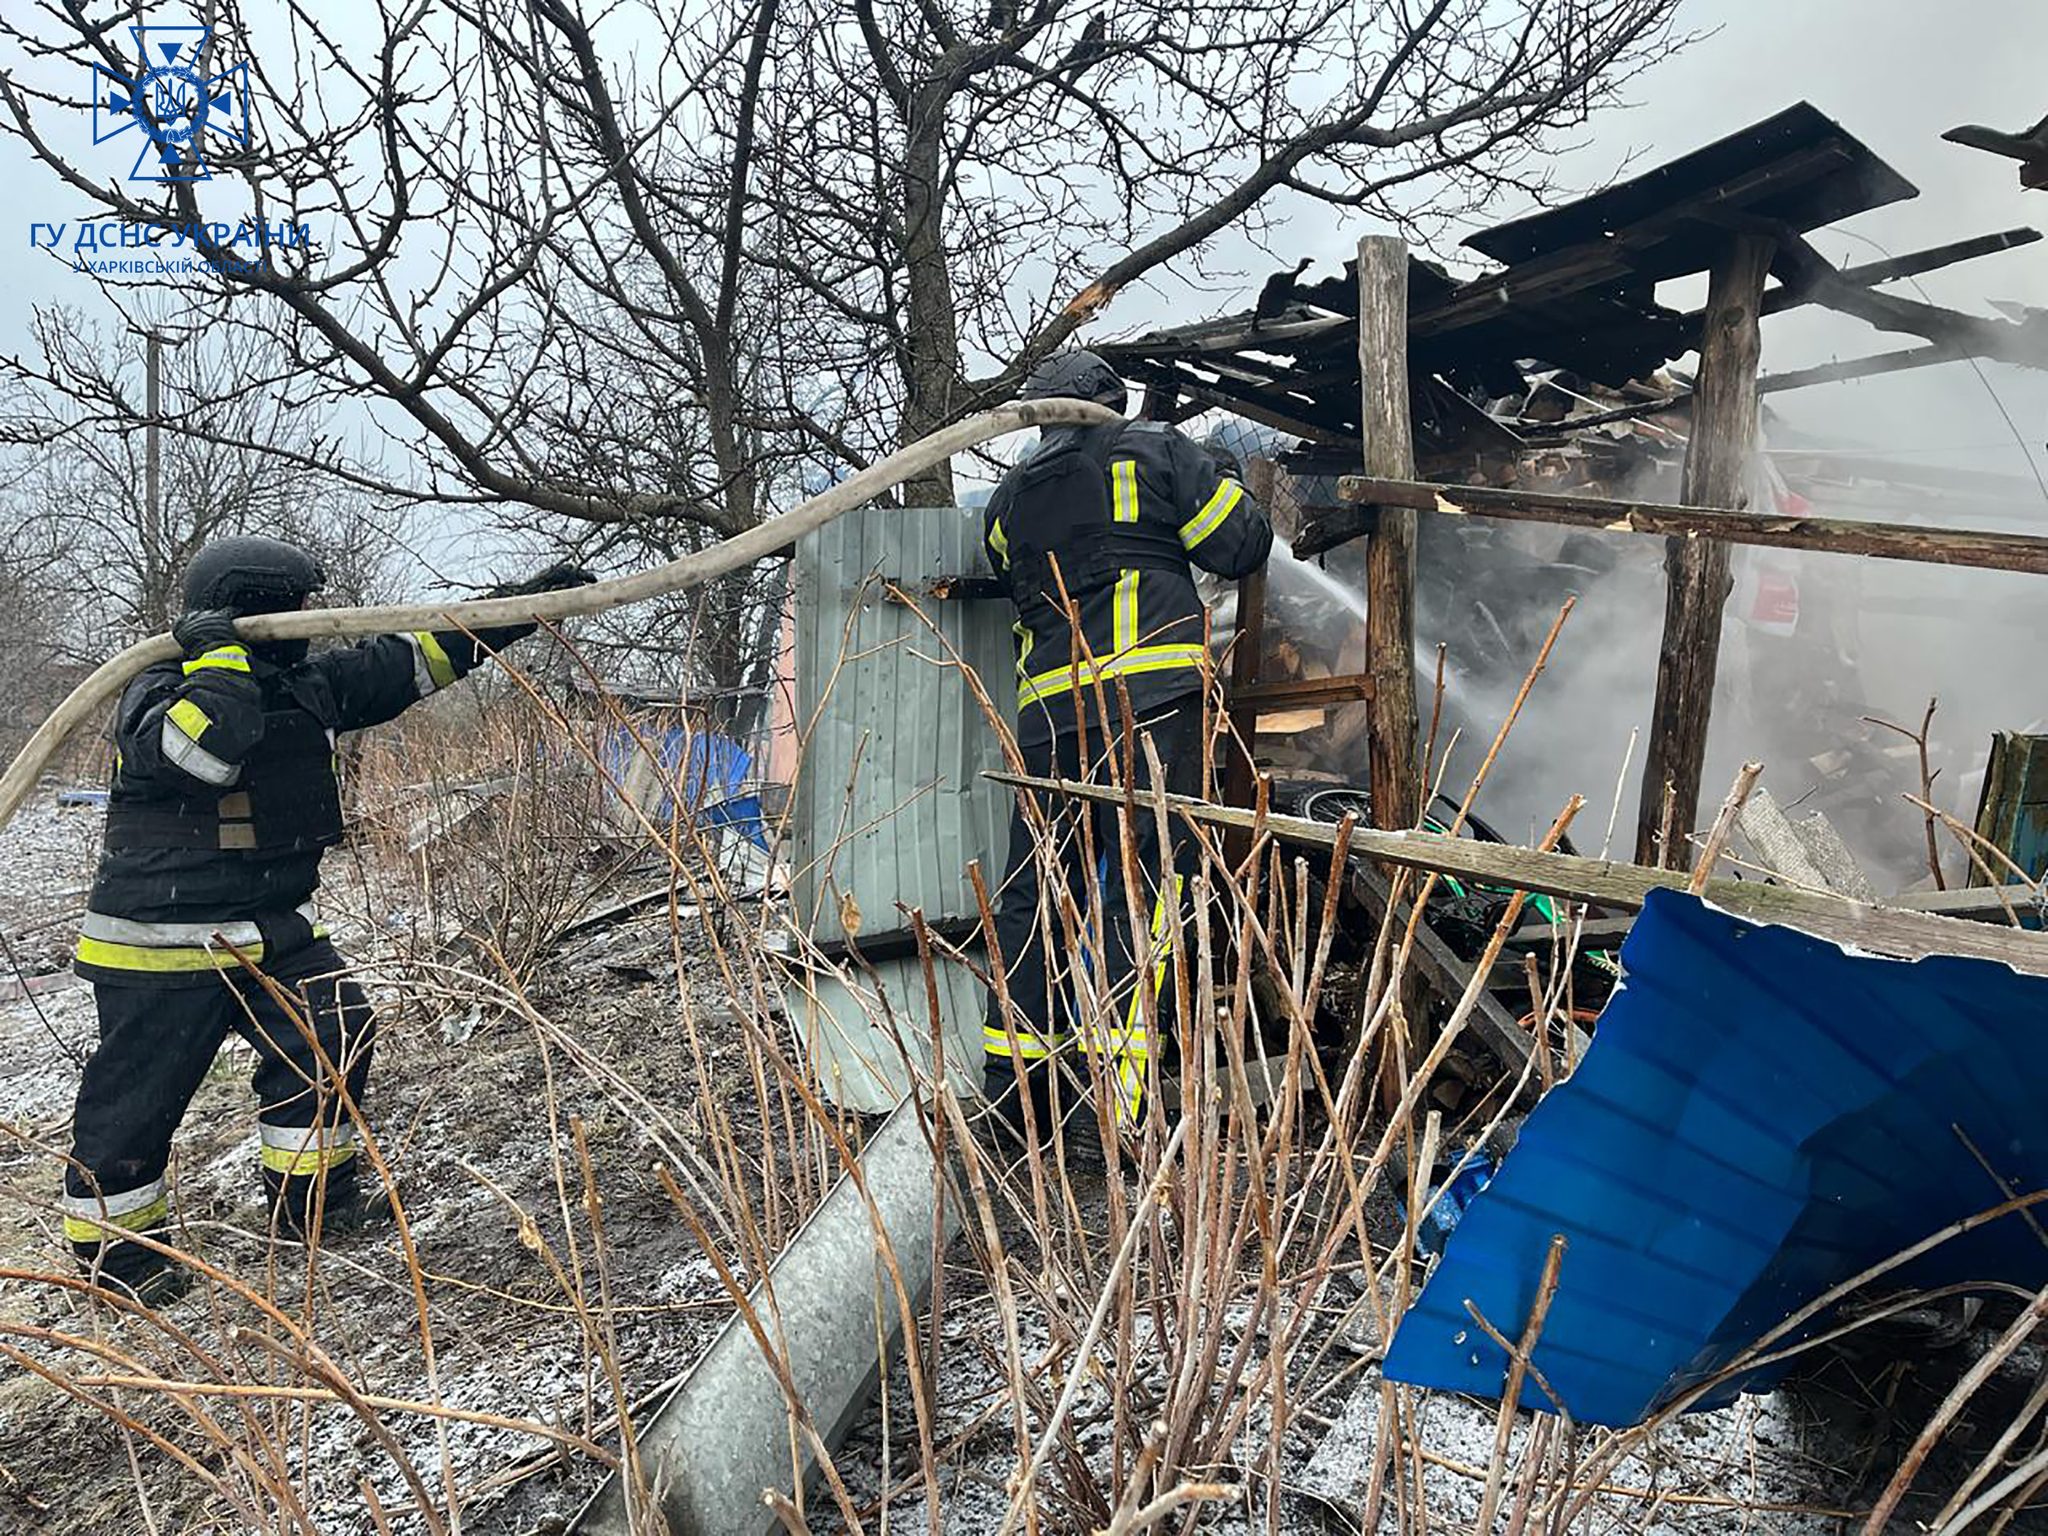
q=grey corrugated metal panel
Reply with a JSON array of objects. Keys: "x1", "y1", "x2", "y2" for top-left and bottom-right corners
[
  {"x1": 787, "y1": 953, "x2": 988, "y2": 1113},
  {"x1": 570, "y1": 1097, "x2": 961, "y2": 1534},
  {"x1": 791, "y1": 504, "x2": 1008, "y2": 939},
  {"x1": 788, "y1": 503, "x2": 1012, "y2": 1106}
]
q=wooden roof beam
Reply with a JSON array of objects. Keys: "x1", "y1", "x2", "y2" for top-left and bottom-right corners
[
  {"x1": 1305, "y1": 474, "x2": 2048, "y2": 575},
  {"x1": 1775, "y1": 229, "x2": 2048, "y2": 370}
]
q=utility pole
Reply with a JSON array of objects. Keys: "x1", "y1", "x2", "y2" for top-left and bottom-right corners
[
  {"x1": 145, "y1": 330, "x2": 163, "y2": 623},
  {"x1": 136, "y1": 327, "x2": 188, "y2": 631}
]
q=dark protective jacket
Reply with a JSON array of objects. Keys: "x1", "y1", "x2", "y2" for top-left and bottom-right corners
[
  {"x1": 982, "y1": 418, "x2": 1271, "y2": 744},
  {"x1": 77, "y1": 622, "x2": 529, "y2": 985}
]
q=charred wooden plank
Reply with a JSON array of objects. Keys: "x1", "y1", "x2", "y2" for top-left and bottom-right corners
[
  {"x1": 1228, "y1": 674, "x2": 1376, "y2": 710},
  {"x1": 881, "y1": 575, "x2": 1006, "y2": 602},
  {"x1": 1411, "y1": 146, "x2": 1847, "y2": 338}
]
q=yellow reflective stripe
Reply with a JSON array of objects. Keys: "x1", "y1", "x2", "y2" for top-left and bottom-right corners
[
  {"x1": 413, "y1": 631, "x2": 458, "y2": 690},
  {"x1": 63, "y1": 1196, "x2": 169, "y2": 1244},
  {"x1": 1100, "y1": 871, "x2": 1182, "y2": 1127},
  {"x1": 1179, "y1": 479, "x2": 1243, "y2": 550},
  {"x1": 166, "y1": 698, "x2": 212, "y2": 742},
  {"x1": 182, "y1": 645, "x2": 251, "y2": 675},
  {"x1": 77, "y1": 935, "x2": 267, "y2": 972},
  {"x1": 75, "y1": 925, "x2": 328, "y2": 974},
  {"x1": 1111, "y1": 459, "x2": 1139, "y2": 523},
  {"x1": 1114, "y1": 1053, "x2": 1143, "y2": 1125},
  {"x1": 1012, "y1": 621, "x2": 1034, "y2": 677},
  {"x1": 989, "y1": 518, "x2": 1010, "y2": 569},
  {"x1": 259, "y1": 1142, "x2": 357, "y2": 1176},
  {"x1": 1113, "y1": 570, "x2": 1139, "y2": 655},
  {"x1": 1121, "y1": 872, "x2": 1183, "y2": 1038},
  {"x1": 1017, "y1": 643, "x2": 1207, "y2": 708},
  {"x1": 983, "y1": 1026, "x2": 1057, "y2": 1059}
]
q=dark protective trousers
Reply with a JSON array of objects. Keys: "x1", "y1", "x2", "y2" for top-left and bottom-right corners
[
  {"x1": 981, "y1": 692, "x2": 1203, "y2": 1127},
  {"x1": 63, "y1": 937, "x2": 375, "y2": 1276}
]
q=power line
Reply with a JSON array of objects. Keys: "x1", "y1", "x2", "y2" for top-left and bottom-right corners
[{"x1": 1829, "y1": 229, "x2": 2048, "y2": 508}]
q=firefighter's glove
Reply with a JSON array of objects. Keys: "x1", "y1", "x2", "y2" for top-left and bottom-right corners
[
  {"x1": 172, "y1": 608, "x2": 244, "y2": 660},
  {"x1": 487, "y1": 563, "x2": 597, "y2": 599}
]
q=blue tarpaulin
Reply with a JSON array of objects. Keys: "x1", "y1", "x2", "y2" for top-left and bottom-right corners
[
  {"x1": 1383, "y1": 887, "x2": 2048, "y2": 1427},
  {"x1": 601, "y1": 726, "x2": 769, "y2": 848}
]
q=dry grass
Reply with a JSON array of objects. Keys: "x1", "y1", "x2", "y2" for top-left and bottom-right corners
[{"x1": 0, "y1": 626, "x2": 2038, "y2": 1536}]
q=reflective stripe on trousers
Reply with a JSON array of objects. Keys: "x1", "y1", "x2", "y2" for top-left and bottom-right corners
[
  {"x1": 259, "y1": 1120, "x2": 358, "y2": 1176},
  {"x1": 981, "y1": 872, "x2": 1184, "y2": 1127},
  {"x1": 61, "y1": 1176, "x2": 169, "y2": 1245},
  {"x1": 75, "y1": 903, "x2": 327, "y2": 974}
]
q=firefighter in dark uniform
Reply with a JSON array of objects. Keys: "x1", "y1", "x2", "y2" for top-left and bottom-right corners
[
  {"x1": 61, "y1": 536, "x2": 592, "y2": 1302},
  {"x1": 979, "y1": 351, "x2": 1272, "y2": 1143}
]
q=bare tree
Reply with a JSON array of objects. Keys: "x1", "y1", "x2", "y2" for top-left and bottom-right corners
[
  {"x1": 0, "y1": 0, "x2": 1689, "y2": 525},
  {"x1": 1, "y1": 310, "x2": 397, "y2": 651},
  {"x1": 0, "y1": 491, "x2": 72, "y2": 761}
]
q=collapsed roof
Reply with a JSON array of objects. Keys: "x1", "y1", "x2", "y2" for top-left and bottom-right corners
[{"x1": 1100, "y1": 103, "x2": 2047, "y2": 465}]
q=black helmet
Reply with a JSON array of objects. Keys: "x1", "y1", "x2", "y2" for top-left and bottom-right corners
[
  {"x1": 182, "y1": 535, "x2": 325, "y2": 616},
  {"x1": 1020, "y1": 350, "x2": 1127, "y2": 412}
]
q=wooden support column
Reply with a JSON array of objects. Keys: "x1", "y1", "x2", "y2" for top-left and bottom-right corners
[
  {"x1": 1357, "y1": 236, "x2": 1429, "y2": 1098},
  {"x1": 1221, "y1": 457, "x2": 1275, "y2": 852},
  {"x1": 1357, "y1": 235, "x2": 1420, "y2": 835},
  {"x1": 1634, "y1": 233, "x2": 1774, "y2": 868}
]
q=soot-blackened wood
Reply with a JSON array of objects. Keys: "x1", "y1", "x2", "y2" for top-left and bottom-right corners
[
  {"x1": 1635, "y1": 233, "x2": 1774, "y2": 869},
  {"x1": 1358, "y1": 236, "x2": 1420, "y2": 839},
  {"x1": 1357, "y1": 236, "x2": 1430, "y2": 1089}
]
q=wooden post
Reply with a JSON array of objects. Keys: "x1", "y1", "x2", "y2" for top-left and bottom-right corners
[
  {"x1": 1634, "y1": 233, "x2": 1774, "y2": 868},
  {"x1": 1221, "y1": 456, "x2": 1275, "y2": 842},
  {"x1": 1357, "y1": 236, "x2": 1429, "y2": 1099},
  {"x1": 1357, "y1": 236, "x2": 1420, "y2": 835}
]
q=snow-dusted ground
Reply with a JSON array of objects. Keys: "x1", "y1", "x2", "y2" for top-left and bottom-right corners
[
  {"x1": 0, "y1": 781, "x2": 745, "y2": 1534},
  {"x1": 3, "y1": 781, "x2": 2040, "y2": 1534},
  {"x1": 820, "y1": 1266, "x2": 1864, "y2": 1536}
]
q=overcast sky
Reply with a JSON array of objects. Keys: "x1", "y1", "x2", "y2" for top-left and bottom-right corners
[{"x1": 4, "y1": 0, "x2": 2045, "y2": 553}]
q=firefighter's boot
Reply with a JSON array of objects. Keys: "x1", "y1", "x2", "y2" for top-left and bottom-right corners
[{"x1": 266, "y1": 1160, "x2": 394, "y2": 1242}]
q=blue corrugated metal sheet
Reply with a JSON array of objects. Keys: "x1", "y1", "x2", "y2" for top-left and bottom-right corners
[
  {"x1": 1383, "y1": 887, "x2": 2048, "y2": 1427},
  {"x1": 600, "y1": 726, "x2": 765, "y2": 845}
]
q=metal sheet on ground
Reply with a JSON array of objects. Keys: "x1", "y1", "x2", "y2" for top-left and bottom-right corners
[
  {"x1": 570, "y1": 1099, "x2": 959, "y2": 1534},
  {"x1": 1384, "y1": 887, "x2": 2048, "y2": 1427}
]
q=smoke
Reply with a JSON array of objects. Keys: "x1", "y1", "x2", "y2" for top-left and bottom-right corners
[{"x1": 1254, "y1": 402, "x2": 2048, "y2": 892}]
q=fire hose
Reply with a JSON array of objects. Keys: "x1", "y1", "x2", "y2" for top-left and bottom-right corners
[{"x1": 0, "y1": 398, "x2": 1118, "y2": 833}]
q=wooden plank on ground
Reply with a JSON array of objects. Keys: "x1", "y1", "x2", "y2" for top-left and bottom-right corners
[{"x1": 1348, "y1": 862, "x2": 1549, "y2": 1105}]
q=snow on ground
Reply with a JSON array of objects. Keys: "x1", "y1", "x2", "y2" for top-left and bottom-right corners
[
  {"x1": 2, "y1": 780, "x2": 2040, "y2": 1534},
  {"x1": 0, "y1": 779, "x2": 747, "y2": 1535}
]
